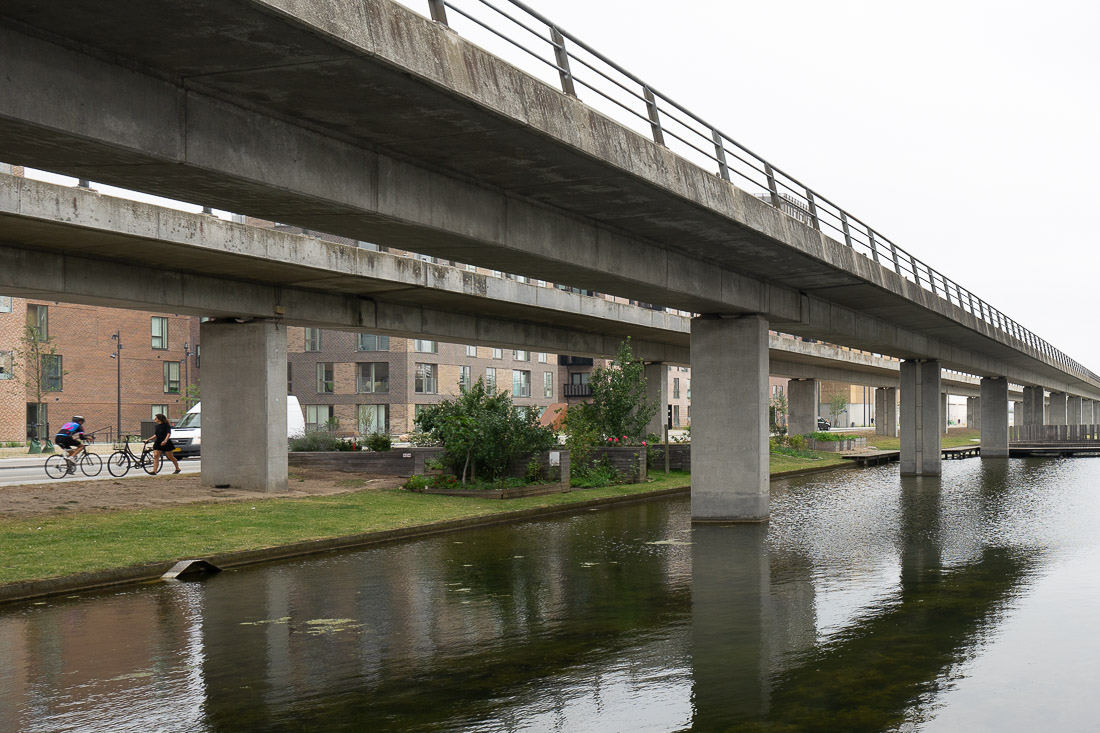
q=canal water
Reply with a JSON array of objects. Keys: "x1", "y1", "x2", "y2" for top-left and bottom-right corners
[{"x1": 3, "y1": 458, "x2": 1100, "y2": 732}]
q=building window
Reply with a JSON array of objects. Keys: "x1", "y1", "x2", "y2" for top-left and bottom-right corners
[
  {"x1": 0, "y1": 351, "x2": 12, "y2": 379},
  {"x1": 40, "y1": 354, "x2": 62, "y2": 391},
  {"x1": 485, "y1": 367, "x2": 497, "y2": 393},
  {"x1": 543, "y1": 371, "x2": 553, "y2": 398},
  {"x1": 459, "y1": 365, "x2": 472, "y2": 391},
  {"x1": 357, "y1": 362, "x2": 389, "y2": 393},
  {"x1": 514, "y1": 350, "x2": 529, "y2": 362},
  {"x1": 492, "y1": 348, "x2": 502, "y2": 360},
  {"x1": 357, "y1": 404, "x2": 390, "y2": 434},
  {"x1": 413, "y1": 339, "x2": 437, "y2": 353},
  {"x1": 287, "y1": 362, "x2": 293, "y2": 393},
  {"x1": 415, "y1": 363, "x2": 437, "y2": 394},
  {"x1": 26, "y1": 304, "x2": 47, "y2": 340},
  {"x1": 0, "y1": 296, "x2": 11, "y2": 313},
  {"x1": 465, "y1": 345, "x2": 477, "y2": 357},
  {"x1": 151, "y1": 404, "x2": 168, "y2": 420},
  {"x1": 305, "y1": 328, "x2": 322, "y2": 352},
  {"x1": 163, "y1": 361, "x2": 180, "y2": 394},
  {"x1": 673, "y1": 405, "x2": 681, "y2": 427},
  {"x1": 570, "y1": 372, "x2": 590, "y2": 385},
  {"x1": 357, "y1": 333, "x2": 390, "y2": 351},
  {"x1": 316, "y1": 362, "x2": 334, "y2": 393},
  {"x1": 151, "y1": 316, "x2": 168, "y2": 350},
  {"x1": 414, "y1": 404, "x2": 429, "y2": 421},
  {"x1": 673, "y1": 377, "x2": 680, "y2": 399},
  {"x1": 687, "y1": 381, "x2": 691, "y2": 400},
  {"x1": 537, "y1": 352, "x2": 547, "y2": 363},
  {"x1": 512, "y1": 369, "x2": 531, "y2": 398},
  {"x1": 305, "y1": 404, "x2": 334, "y2": 431}
]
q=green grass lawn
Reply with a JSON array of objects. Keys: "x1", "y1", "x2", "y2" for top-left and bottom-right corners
[
  {"x1": 864, "y1": 429, "x2": 980, "y2": 452},
  {"x1": 0, "y1": 449, "x2": 868, "y2": 589}
]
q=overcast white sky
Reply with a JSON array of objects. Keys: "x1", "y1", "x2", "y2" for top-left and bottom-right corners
[
  {"x1": 30, "y1": 1, "x2": 1100, "y2": 370},
  {"x1": 419, "y1": 0, "x2": 1100, "y2": 369}
]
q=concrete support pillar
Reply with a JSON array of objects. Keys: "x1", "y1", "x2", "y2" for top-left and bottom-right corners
[
  {"x1": 1012, "y1": 401, "x2": 1023, "y2": 427},
  {"x1": 200, "y1": 320, "x2": 288, "y2": 492},
  {"x1": 644, "y1": 363, "x2": 669, "y2": 439},
  {"x1": 787, "y1": 379, "x2": 819, "y2": 436},
  {"x1": 691, "y1": 315, "x2": 769, "y2": 522},
  {"x1": 1022, "y1": 386, "x2": 1044, "y2": 425},
  {"x1": 1084, "y1": 399, "x2": 1096, "y2": 425},
  {"x1": 901, "y1": 360, "x2": 941, "y2": 476},
  {"x1": 1049, "y1": 391, "x2": 1068, "y2": 425},
  {"x1": 941, "y1": 393, "x2": 949, "y2": 434},
  {"x1": 980, "y1": 377, "x2": 1009, "y2": 458},
  {"x1": 1068, "y1": 395, "x2": 1082, "y2": 425},
  {"x1": 874, "y1": 387, "x2": 898, "y2": 436},
  {"x1": 966, "y1": 396, "x2": 981, "y2": 430}
]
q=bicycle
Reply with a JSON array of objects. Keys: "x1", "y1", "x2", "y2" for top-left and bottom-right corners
[
  {"x1": 44, "y1": 444, "x2": 103, "y2": 479},
  {"x1": 106, "y1": 437, "x2": 158, "y2": 478}
]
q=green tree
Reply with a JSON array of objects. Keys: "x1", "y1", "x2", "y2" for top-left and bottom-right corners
[
  {"x1": 827, "y1": 392, "x2": 848, "y2": 428},
  {"x1": 415, "y1": 378, "x2": 555, "y2": 484},
  {"x1": 15, "y1": 324, "x2": 66, "y2": 452},
  {"x1": 587, "y1": 338, "x2": 657, "y2": 443},
  {"x1": 770, "y1": 390, "x2": 788, "y2": 435}
]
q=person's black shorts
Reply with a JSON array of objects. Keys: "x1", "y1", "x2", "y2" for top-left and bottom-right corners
[
  {"x1": 155, "y1": 440, "x2": 175, "y2": 452},
  {"x1": 56, "y1": 435, "x2": 81, "y2": 450}
]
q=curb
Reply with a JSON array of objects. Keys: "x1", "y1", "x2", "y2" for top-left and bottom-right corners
[{"x1": 0, "y1": 485, "x2": 690, "y2": 606}]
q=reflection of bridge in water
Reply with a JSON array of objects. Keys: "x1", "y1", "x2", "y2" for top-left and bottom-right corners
[{"x1": 0, "y1": 464, "x2": 1043, "y2": 731}]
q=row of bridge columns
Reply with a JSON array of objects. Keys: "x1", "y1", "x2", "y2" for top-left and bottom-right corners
[{"x1": 196, "y1": 316, "x2": 1097, "y2": 524}]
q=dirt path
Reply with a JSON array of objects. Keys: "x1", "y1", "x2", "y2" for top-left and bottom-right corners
[{"x1": 0, "y1": 468, "x2": 406, "y2": 519}]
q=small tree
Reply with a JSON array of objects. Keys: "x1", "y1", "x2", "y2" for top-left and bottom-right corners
[
  {"x1": 827, "y1": 392, "x2": 848, "y2": 428},
  {"x1": 183, "y1": 380, "x2": 200, "y2": 409},
  {"x1": 770, "y1": 390, "x2": 788, "y2": 435},
  {"x1": 15, "y1": 325, "x2": 66, "y2": 452},
  {"x1": 415, "y1": 378, "x2": 555, "y2": 484},
  {"x1": 587, "y1": 338, "x2": 657, "y2": 443}
]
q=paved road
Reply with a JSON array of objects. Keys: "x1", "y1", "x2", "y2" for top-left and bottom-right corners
[{"x1": 0, "y1": 456, "x2": 201, "y2": 487}]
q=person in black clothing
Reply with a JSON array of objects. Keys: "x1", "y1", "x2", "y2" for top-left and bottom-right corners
[{"x1": 145, "y1": 413, "x2": 181, "y2": 475}]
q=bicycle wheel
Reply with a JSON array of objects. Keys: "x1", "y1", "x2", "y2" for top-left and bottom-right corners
[
  {"x1": 140, "y1": 450, "x2": 158, "y2": 475},
  {"x1": 44, "y1": 454, "x2": 69, "y2": 479},
  {"x1": 107, "y1": 451, "x2": 131, "y2": 477},
  {"x1": 80, "y1": 452, "x2": 103, "y2": 477}
]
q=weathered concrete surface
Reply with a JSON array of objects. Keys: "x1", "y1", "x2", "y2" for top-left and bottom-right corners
[
  {"x1": 966, "y1": 397, "x2": 981, "y2": 430},
  {"x1": 1049, "y1": 392, "x2": 1068, "y2": 426},
  {"x1": 1068, "y1": 395, "x2": 1083, "y2": 424},
  {"x1": 201, "y1": 320, "x2": 288, "y2": 492},
  {"x1": 901, "y1": 360, "x2": 942, "y2": 476},
  {"x1": 788, "y1": 379, "x2": 819, "y2": 436},
  {"x1": 875, "y1": 387, "x2": 898, "y2": 436},
  {"x1": 644, "y1": 363, "x2": 669, "y2": 439},
  {"x1": 1013, "y1": 401, "x2": 1023, "y2": 426},
  {"x1": 0, "y1": 1, "x2": 1095, "y2": 395},
  {"x1": 1023, "y1": 386, "x2": 1045, "y2": 426},
  {"x1": 691, "y1": 316, "x2": 769, "y2": 522},
  {"x1": 980, "y1": 378, "x2": 1009, "y2": 458}
]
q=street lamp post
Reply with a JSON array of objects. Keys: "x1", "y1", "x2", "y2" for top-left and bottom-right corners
[{"x1": 110, "y1": 331, "x2": 121, "y2": 441}]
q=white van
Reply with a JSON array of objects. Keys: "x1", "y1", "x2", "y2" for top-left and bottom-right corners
[{"x1": 171, "y1": 396, "x2": 306, "y2": 458}]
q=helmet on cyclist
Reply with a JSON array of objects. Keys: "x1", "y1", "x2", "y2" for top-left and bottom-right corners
[{"x1": 72, "y1": 415, "x2": 85, "y2": 423}]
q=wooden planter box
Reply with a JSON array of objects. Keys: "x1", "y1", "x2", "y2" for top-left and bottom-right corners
[{"x1": 808, "y1": 437, "x2": 867, "y2": 452}]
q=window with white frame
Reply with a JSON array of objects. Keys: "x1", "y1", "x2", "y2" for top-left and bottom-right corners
[
  {"x1": 26, "y1": 304, "x2": 47, "y2": 340},
  {"x1": 415, "y1": 363, "x2": 437, "y2": 394},
  {"x1": 357, "y1": 404, "x2": 389, "y2": 434},
  {"x1": 0, "y1": 351, "x2": 11, "y2": 379},
  {"x1": 151, "y1": 404, "x2": 168, "y2": 420},
  {"x1": 0, "y1": 296, "x2": 12, "y2": 313},
  {"x1": 514, "y1": 350, "x2": 529, "y2": 361},
  {"x1": 357, "y1": 333, "x2": 390, "y2": 351},
  {"x1": 316, "y1": 362, "x2": 334, "y2": 393},
  {"x1": 357, "y1": 362, "x2": 389, "y2": 393},
  {"x1": 485, "y1": 367, "x2": 497, "y2": 393},
  {"x1": 512, "y1": 369, "x2": 530, "y2": 398},
  {"x1": 459, "y1": 365, "x2": 471, "y2": 391},
  {"x1": 304, "y1": 328, "x2": 322, "y2": 352},
  {"x1": 465, "y1": 345, "x2": 477, "y2": 357},
  {"x1": 43, "y1": 355, "x2": 63, "y2": 391},
  {"x1": 305, "y1": 404, "x2": 334, "y2": 430},
  {"x1": 537, "y1": 352, "x2": 547, "y2": 363},
  {"x1": 151, "y1": 316, "x2": 168, "y2": 350},
  {"x1": 543, "y1": 371, "x2": 553, "y2": 398},
  {"x1": 413, "y1": 339, "x2": 437, "y2": 353},
  {"x1": 492, "y1": 348, "x2": 502, "y2": 360},
  {"x1": 163, "y1": 361, "x2": 180, "y2": 393},
  {"x1": 673, "y1": 377, "x2": 680, "y2": 399}
]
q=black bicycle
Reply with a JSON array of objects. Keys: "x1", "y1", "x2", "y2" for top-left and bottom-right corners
[
  {"x1": 44, "y1": 445, "x2": 103, "y2": 479},
  {"x1": 106, "y1": 437, "x2": 158, "y2": 477}
]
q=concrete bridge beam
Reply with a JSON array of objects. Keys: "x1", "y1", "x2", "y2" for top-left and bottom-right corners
[
  {"x1": 875, "y1": 387, "x2": 898, "y2": 436},
  {"x1": 980, "y1": 378, "x2": 1009, "y2": 458},
  {"x1": 691, "y1": 315, "x2": 769, "y2": 522},
  {"x1": 901, "y1": 360, "x2": 942, "y2": 476},
  {"x1": 200, "y1": 319, "x2": 288, "y2": 493},
  {"x1": 1013, "y1": 401, "x2": 1023, "y2": 426},
  {"x1": 787, "y1": 379, "x2": 819, "y2": 436},
  {"x1": 1049, "y1": 392, "x2": 1068, "y2": 426},
  {"x1": 1022, "y1": 386, "x2": 1045, "y2": 425},
  {"x1": 1068, "y1": 395, "x2": 1083, "y2": 425},
  {"x1": 966, "y1": 396, "x2": 981, "y2": 430}
]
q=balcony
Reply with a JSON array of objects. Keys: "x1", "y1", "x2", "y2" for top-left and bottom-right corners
[{"x1": 563, "y1": 383, "x2": 592, "y2": 398}]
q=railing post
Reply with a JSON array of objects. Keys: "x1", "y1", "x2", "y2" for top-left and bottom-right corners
[
  {"x1": 867, "y1": 228, "x2": 880, "y2": 265},
  {"x1": 805, "y1": 190, "x2": 820, "y2": 230},
  {"x1": 643, "y1": 87, "x2": 665, "y2": 146},
  {"x1": 711, "y1": 129, "x2": 730, "y2": 181},
  {"x1": 77, "y1": 179, "x2": 91, "y2": 188},
  {"x1": 764, "y1": 163, "x2": 782, "y2": 208},
  {"x1": 550, "y1": 28, "x2": 576, "y2": 97},
  {"x1": 840, "y1": 211, "x2": 853, "y2": 248},
  {"x1": 428, "y1": 0, "x2": 448, "y2": 25},
  {"x1": 888, "y1": 238, "x2": 902, "y2": 276}
]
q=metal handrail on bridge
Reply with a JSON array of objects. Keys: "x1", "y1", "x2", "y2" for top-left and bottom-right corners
[{"x1": 425, "y1": 0, "x2": 1097, "y2": 384}]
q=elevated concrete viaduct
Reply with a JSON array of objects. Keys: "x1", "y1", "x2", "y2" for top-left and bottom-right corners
[{"x1": 1, "y1": 0, "x2": 1096, "y2": 516}]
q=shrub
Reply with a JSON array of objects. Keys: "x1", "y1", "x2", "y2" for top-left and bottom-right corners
[
  {"x1": 788, "y1": 434, "x2": 806, "y2": 451},
  {"x1": 404, "y1": 475, "x2": 429, "y2": 492},
  {"x1": 525, "y1": 459, "x2": 545, "y2": 484},
  {"x1": 363, "y1": 432, "x2": 392, "y2": 452},
  {"x1": 289, "y1": 429, "x2": 354, "y2": 452},
  {"x1": 571, "y1": 459, "x2": 621, "y2": 488}
]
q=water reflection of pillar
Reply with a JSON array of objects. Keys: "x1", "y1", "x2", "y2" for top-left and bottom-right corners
[
  {"x1": 690, "y1": 524, "x2": 770, "y2": 729},
  {"x1": 898, "y1": 475, "x2": 943, "y2": 585}
]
